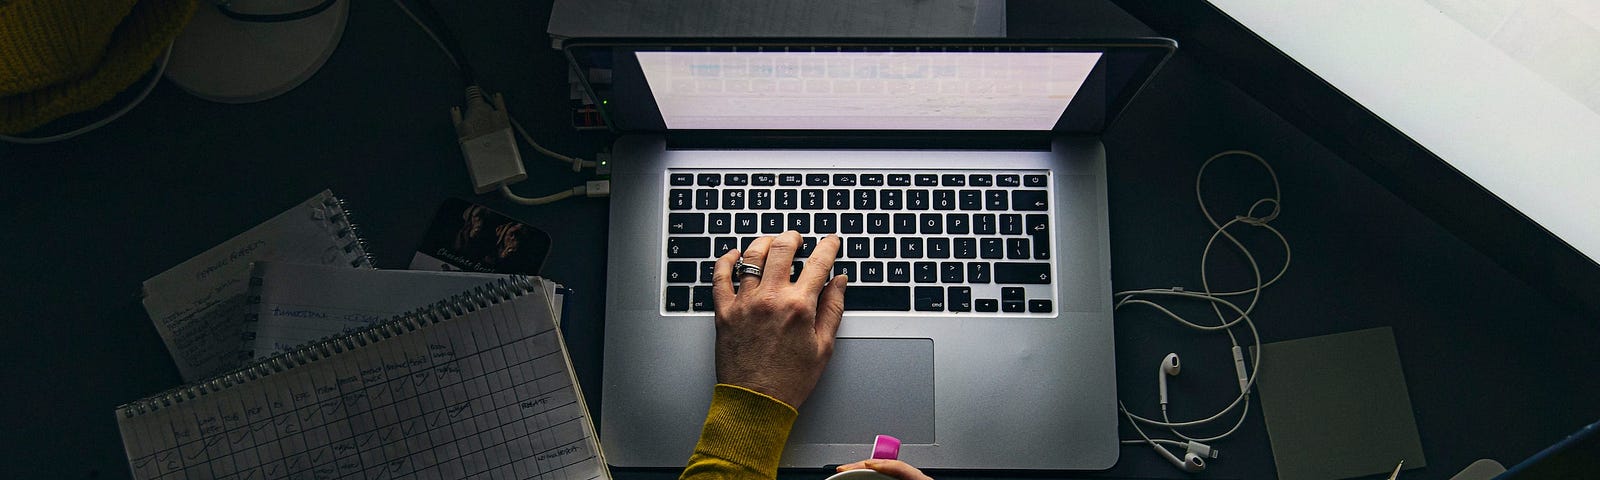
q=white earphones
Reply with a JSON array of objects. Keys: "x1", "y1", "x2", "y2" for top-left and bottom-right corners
[
  {"x1": 1151, "y1": 441, "x2": 1206, "y2": 472},
  {"x1": 1158, "y1": 353, "x2": 1181, "y2": 407}
]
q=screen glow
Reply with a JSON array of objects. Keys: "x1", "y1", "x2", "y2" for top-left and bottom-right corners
[{"x1": 636, "y1": 51, "x2": 1102, "y2": 130}]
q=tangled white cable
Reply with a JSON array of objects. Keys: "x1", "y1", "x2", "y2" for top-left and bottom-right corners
[{"x1": 1113, "y1": 150, "x2": 1290, "y2": 473}]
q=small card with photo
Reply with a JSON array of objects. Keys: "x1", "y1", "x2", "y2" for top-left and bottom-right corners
[{"x1": 411, "y1": 198, "x2": 552, "y2": 275}]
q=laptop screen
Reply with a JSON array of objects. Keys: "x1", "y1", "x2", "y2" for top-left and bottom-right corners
[
  {"x1": 634, "y1": 51, "x2": 1102, "y2": 130},
  {"x1": 563, "y1": 39, "x2": 1174, "y2": 134}
]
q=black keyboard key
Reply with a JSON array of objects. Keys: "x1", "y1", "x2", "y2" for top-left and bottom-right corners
[
  {"x1": 841, "y1": 213, "x2": 865, "y2": 233},
  {"x1": 815, "y1": 213, "x2": 837, "y2": 234},
  {"x1": 927, "y1": 238, "x2": 950, "y2": 258},
  {"x1": 761, "y1": 213, "x2": 784, "y2": 233},
  {"x1": 975, "y1": 298, "x2": 999, "y2": 312},
  {"x1": 997, "y1": 174, "x2": 1021, "y2": 187},
  {"x1": 792, "y1": 261, "x2": 804, "y2": 282},
  {"x1": 933, "y1": 190, "x2": 956, "y2": 210},
  {"x1": 1007, "y1": 238, "x2": 1029, "y2": 259},
  {"x1": 665, "y1": 287, "x2": 690, "y2": 311},
  {"x1": 787, "y1": 213, "x2": 810, "y2": 233},
  {"x1": 833, "y1": 174, "x2": 857, "y2": 186},
  {"x1": 669, "y1": 189, "x2": 693, "y2": 210},
  {"x1": 880, "y1": 190, "x2": 902, "y2": 210},
  {"x1": 861, "y1": 174, "x2": 884, "y2": 186},
  {"x1": 708, "y1": 213, "x2": 732, "y2": 234},
  {"x1": 888, "y1": 174, "x2": 913, "y2": 186},
  {"x1": 697, "y1": 174, "x2": 721, "y2": 187},
  {"x1": 893, "y1": 213, "x2": 916, "y2": 234},
  {"x1": 941, "y1": 174, "x2": 965, "y2": 187},
  {"x1": 828, "y1": 189, "x2": 850, "y2": 209},
  {"x1": 967, "y1": 262, "x2": 990, "y2": 283},
  {"x1": 807, "y1": 173, "x2": 830, "y2": 186},
  {"x1": 907, "y1": 190, "x2": 929, "y2": 210},
  {"x1": 833, "y1": 261, "x2": 857, "y2": 281},
  {"x1": 941, "y1": 262, "x2": 963, "y2": 283},
  {"x1": 1002, "y1": 287, "x2": 1025, "y2": 301},
  {"x1": 735, "y1": 213, "x2": 758, "y2": 234},
  {"x1": 960, "y1": 190, "x2": 982, "y2": 210},
  {"x1": 696, "y1": 190, "x2": 718, "y2": 209},
  {"x1": 947, "y1": 213, "x2": 969, "y2": 234},
  {"x1": 981, "y1": 238, "x2": 1004, "y2": 259},
  {"x1": 668, "y1": 213, "x2": 704, "y2": 234},
  {"x1": 914, "y1": 286, "x2": 944, "y2": 311},
  {"x1": 843, "y1": 286, "x2": 911, "y2": 311},
  {"x1": 799, "y1": 237, "x2": 817, "y2": 258},
  {"x1": 802, "y1": 189, "x2": 825, "y2": 210},
  {"x1": 915, "y1": 174, "x2": 938, "y2": 186},
  {"x1": 954, "y1": 238, "x2": 977, "y2": 259},
  {"x1": 995, "y1": 263, "x2": 1052, "y2": 284},
  {"x1": 722, "y1": 189, "x2": 746, "y2": 209},
  {"x1": 867, "y1": 213, "x2": 891, "y2": 233},
  {"x1": 974, "y1": 214, "x2": 996, "y2": 234},
  {"x1": 692, "y1": 286, "x2": 714, "y2": 311},
  {"x1": 914, "y1": 262, "x2": 936, "y2": 283},
  {"x1": 668, "y1": 237, "x2": 710, "y2": 258},
  {"x1": 1000, "y1": 214, "x2": 1023, "y2": 234},
  {"x1": 741, "y1": 237, "x2": 758, "y2": 250},
  {"x1": 776, "y1": 189, "x2": 798, "y2": 209},
  {"x1": 900, "y1": 238, "x2": 923, "y2": 259},
  {"x1": 969, "y1": 174, "x2": 993, "y2": 187},
  {"x1": 874, "y1": 238, "x2": 896, "y2": 258},
  {"x1": 752, "y1": 173, "x2": 776, "y2": 186},
  {"x1": 861, "y1": 261, "x2": 884, "y2": 282},
  {"x1": 666, "y1": 261, "x2": 696, "y2": 283},
  {"x1": 726, "y1": 174, "x2": 748, "y2": 186},
  {"x1": 714, "y1": 237, "x2": 738, "y2": 257},
  {"x1": 848, "y1": 237, "x2": 871, "y2": 258},
  {"x1": 986, "y1": 190, "x2": 1008, "y2": 210},
  {"x1": 1013, "y1": 190, "x2": 1048, "y2": 211},
  {"x1": 749, "y1": 189, "x2": 772, "y2": 209},
  {"x1": 670, "y1": 173, "x2": 694, "y2": 186},
  {"x1": 700, "y1": 261, "x2": 716, "y2": 283},
  {"x1": 919, "y1": 213, "x2": 942, "y2": 234},
  {"x1": 1029, "y1": 299, "x2": 1053, "y2": 313},
  {"x1": 887, "y1": 262, "x2": 911, "y2": 283},
  {"x1": 1027, "y1": 214, "x2": 1050, "y2": 259},
  {"x1": 1024, "y1": 174, "x2": 1048, "y2": 187},
  {"x1": 948, "y1": 287, "x2": 972, "y2": 312},
  {"x1": 854, "y1": 189, "x2": 876, "y2": 210},
  {"x1": 1002, "y1": 301, "x2": 1025, "y2": 313},
  {"x1": 779, "y1": 173, "x2": 803, "y2": 186}
]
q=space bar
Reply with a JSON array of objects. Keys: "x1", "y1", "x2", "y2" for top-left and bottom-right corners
[{"x1": 842, "y1": 286, "x2": 911, "y2": 311}]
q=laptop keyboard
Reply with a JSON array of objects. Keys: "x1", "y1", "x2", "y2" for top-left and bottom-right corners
[{"x1": 662, "y1": 170, "x2": 1057, "y2": 316}]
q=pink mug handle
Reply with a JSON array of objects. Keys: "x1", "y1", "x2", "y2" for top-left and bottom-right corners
[{"x1": 871, "y1": 435, "x2": 901, "y2": 460}]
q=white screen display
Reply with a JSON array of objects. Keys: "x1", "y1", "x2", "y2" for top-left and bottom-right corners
[{"x1": 636, "y1": 51, "x2": 1102, "y2": 130}]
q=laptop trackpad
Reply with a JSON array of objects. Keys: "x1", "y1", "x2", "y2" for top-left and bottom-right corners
[{"x1": 788, "y1": 338, "x2": 935, "y2": 444}]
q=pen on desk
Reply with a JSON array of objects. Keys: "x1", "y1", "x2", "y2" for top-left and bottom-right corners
[{"x1": 1386, "y1": 460, "x2": 1404, "y2": 480}]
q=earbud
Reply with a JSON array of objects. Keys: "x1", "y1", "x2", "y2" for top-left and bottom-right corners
[
  {"x1": 1148, "y1": 445, "x2": 1206, "y2": 473},
  {"x1": 1158, "y1": 353, "x2": 1181, "y2": 406}
]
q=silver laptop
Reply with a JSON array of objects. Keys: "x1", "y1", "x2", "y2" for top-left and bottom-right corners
[{"x1": 569, "y1": 38, "x2": 1174, "y2": 470}]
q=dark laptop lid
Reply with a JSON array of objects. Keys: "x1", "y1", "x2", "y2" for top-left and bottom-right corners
[{"x1": 562, "y1": 38, "x2": 1174, "y2": 142}]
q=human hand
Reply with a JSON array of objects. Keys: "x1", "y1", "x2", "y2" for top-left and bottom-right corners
[
  {"x1": 835, "y1": 459, "x2": 933, "y2": 480},
  {"x1": 711, "y1": 231, "x2": 847, "y2": 408}
]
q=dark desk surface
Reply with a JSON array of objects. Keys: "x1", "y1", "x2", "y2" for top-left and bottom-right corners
[{"x1": 2, "y1": 1, "x2": 1596, "y2": 479}]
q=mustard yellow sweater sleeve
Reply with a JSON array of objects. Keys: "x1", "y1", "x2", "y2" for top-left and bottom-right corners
[{"x1": 679, "y1": 384, "x2": 799, "y2": 480}]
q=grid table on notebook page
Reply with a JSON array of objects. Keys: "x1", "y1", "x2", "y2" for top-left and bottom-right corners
[{"x1": 662, "y1": 170, "x2": 1057, "y2": 315}]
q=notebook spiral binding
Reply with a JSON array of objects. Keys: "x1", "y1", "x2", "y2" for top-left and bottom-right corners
[
  {"x1": 236, "y1": 195, "x2": 374, "y2": 361},
  {"x1": 328, "y1": 196, "x2": 375, "y2": 268},
  {"x1": 118, "y1": 275, "x2": 537, "y2": 418}
]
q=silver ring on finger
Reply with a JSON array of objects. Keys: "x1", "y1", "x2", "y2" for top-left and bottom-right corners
[{"x1": 734, "y1": 259, "x2": 764, "y2": 278}]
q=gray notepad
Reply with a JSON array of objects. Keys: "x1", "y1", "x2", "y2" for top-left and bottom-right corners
[{"x1": 1253, "y1": 327, "x2": 1425, "y2": 480}]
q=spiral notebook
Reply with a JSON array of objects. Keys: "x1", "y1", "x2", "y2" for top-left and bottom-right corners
[
  {"x1": 116, "y1": 276, "x2": 609, "y2": 480},
  {"x1": 141, "y1": 190, "x2": 374, "y2": 382}
]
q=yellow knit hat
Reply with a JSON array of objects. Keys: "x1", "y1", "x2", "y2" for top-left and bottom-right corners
[{"x1": 0, "y1": 0, "x2": 197, "y2": 135}]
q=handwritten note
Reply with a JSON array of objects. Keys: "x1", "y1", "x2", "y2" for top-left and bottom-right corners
[
  {"x1": 244, "y1": 262, "x2": 512, "y2": 359},
  {"x1": 141, "y1": 190, "x2": 372, "y2": 381},
  {"x1": 118, "y1": 279, "x2": 607, "y2": 480}
]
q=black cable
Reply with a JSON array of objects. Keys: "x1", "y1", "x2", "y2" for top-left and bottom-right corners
[
  {"x1": 398, "y1": 0, "x2": 477, "y2": 85},
  {"x1": 216, "y1": 0, "x2": 339, "y2": 23}
]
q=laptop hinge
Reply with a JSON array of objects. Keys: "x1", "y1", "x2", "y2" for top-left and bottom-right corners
[{"x1": 663, "y1": 131, "x2": 1060, "y2": 151}]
